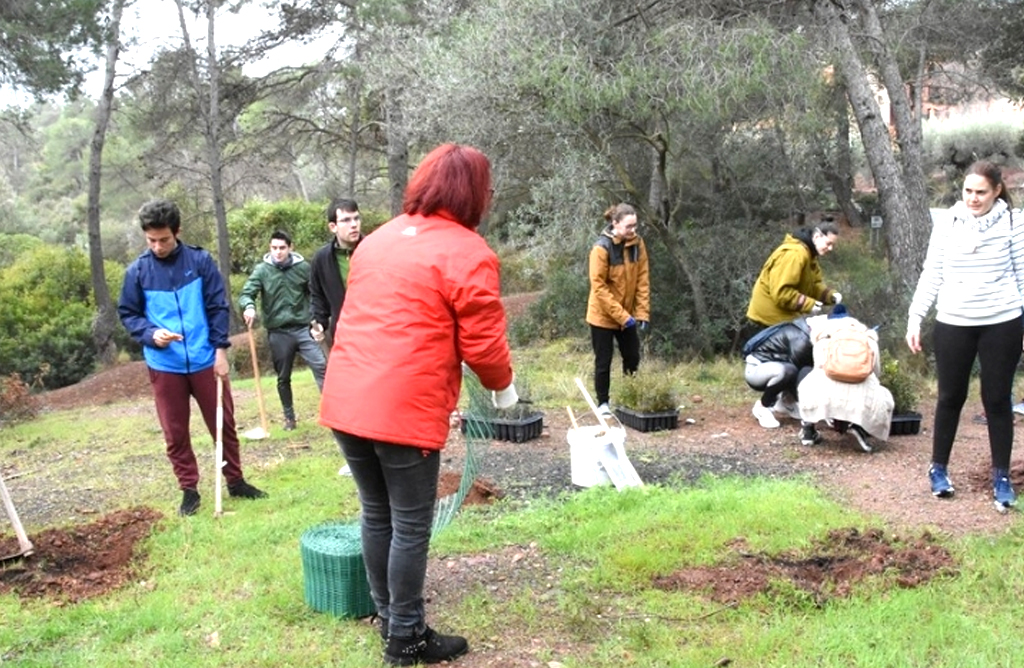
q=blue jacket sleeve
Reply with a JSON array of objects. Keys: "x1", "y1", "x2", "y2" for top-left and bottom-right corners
[
  {"x1": 117, "y1": 262, "x2": 157, "y2": 348},
  {"x1": 199, "y1": 253, "x2": 231, "y2": 348}
]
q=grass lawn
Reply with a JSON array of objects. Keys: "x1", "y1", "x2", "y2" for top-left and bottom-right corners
[{"x1": 2, "y1": 345, "x2": 1024, "y2": 667}]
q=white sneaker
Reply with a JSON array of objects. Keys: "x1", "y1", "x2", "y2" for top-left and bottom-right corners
[
  {"x1": 1013, "y1": 402, "x2": 1024, "y2": 416},
  {"x1": 752, "y1": 400, "x2": 780, "y2": 428},
  {"x1": 597, "y1": 402, "x2": 613, "y2": 416},
  {"x1": 772, "y1": 397, "x2": 801, "y2": 420}
]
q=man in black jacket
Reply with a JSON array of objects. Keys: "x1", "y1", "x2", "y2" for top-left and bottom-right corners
[{"x1": 309, "y1": 198, "x2": 364, "y2": 349}]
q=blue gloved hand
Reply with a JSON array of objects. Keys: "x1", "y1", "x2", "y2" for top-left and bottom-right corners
[
  {"x1": 637, "y1": 320, "x2": 649, "y2": 333},
  {"x1": 624, "y1": 316, "x2": 636, "y2": 329}
]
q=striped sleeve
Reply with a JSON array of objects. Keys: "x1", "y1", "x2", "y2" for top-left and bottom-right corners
[
  {"x1": 1012, "y1": 209, "x2": 1024, "y2": 304},
  {"x1": 907, "y1": 211, "x2": 947, "y2": 333}
]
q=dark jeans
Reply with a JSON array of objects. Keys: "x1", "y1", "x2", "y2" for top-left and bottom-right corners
[
  {"x1": 932, "y1": 316, "x2": 1022, "y2": 471},
  {"x1": 149, "y1": 366, "x2": 243, "y2": 489},
  {"x1": 590, "y1": 324, "x2": 641, "y2": 406},
  {"x1": 268, "y1": 326, "x2": 327, "y2": 419},
  {"x1": 334, "y1": 430, "x2": 439, "y2": 638}
]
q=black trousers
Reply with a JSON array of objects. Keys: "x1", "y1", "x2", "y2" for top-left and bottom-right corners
[
  {"x1": 931, "y1": 316, "x2": 1022, "y2": 471},
  {"x1": 590, "y1": 324, "x2": 641, "y2": 406}
]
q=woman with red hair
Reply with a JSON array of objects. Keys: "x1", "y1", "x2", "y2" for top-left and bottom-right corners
[{"x1": 320, "y1": 143, "x2": 517, "y2": 666}]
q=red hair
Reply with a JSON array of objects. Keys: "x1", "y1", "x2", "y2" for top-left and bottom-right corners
[{"x1": 403, "y1": 144, "x2": 492, "y2": 229}]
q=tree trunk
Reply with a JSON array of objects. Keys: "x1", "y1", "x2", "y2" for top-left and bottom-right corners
[
  {"x1": 815, "y1": 0, "x2": 922, "y2": 294},
  {"x1": 854, "y1": 0, "x2": 930, "y2": 287},
  {"x1": 204, "y1": 1, "x2": 230, "y2": 286},
  {"x1": 821, "y1": 79, "x2": 861, "y2": 227},
  {"x1": 176, "y1": 0, "x2": 232, "y2": 290},
  {"x1": 643, "y1": 128, "x2": 712, "y2": 354},
  {"x1": 86, "y1": 0, "x2": 125, "y2": 367},
  {"x1": 347, "y1": 42, "x2": 363, "y2": 196},
  {"x1": 385, "y1": 88, "x2": 407, "y2": 217}
]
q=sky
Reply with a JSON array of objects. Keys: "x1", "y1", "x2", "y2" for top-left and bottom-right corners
[
  {"x1": 115, "y1": 1, "x2": 333, "y2": 82},
  {"x1": 3, "y1": 1, "x2": 332, "y2": 107}
]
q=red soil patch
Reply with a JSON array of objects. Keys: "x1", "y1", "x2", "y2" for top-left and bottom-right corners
[
  {"x1": 653, "y1": 527, "x2": 957, "y2": 606},
  {"x1": 0, "y1": 507, "x2": 162, "y2": 603}
]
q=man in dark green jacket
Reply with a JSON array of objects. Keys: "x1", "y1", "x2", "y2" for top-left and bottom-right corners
[{"x1": 239, "y1": 230, "x2": 327, "y2": 430}]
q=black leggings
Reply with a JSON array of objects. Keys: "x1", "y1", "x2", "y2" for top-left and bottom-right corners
[
  {"x1": 590, "y1": 324, "x2": 641, "y2": 406},
  {"x1": 931, "y1": 316, "x2": 1022, "y2": 470}
]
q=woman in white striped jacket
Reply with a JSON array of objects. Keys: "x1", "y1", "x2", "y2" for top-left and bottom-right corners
[{"x1": 906, "y1": 160, "x2": 1023, "y2": 512}]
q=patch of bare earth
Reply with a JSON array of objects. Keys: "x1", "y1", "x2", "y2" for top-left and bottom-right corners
[
  {"x1": 0, "y1": 507, "x2": 162, "y2": 603},
  {"x1": 652, "y1": 527, "x2": 957, "y2": 606}
]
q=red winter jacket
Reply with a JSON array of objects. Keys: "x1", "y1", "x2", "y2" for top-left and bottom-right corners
[{"x1": 319, "y1": 212, "x2": 514, "y2": 450}]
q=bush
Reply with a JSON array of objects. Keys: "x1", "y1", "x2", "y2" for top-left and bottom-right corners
[
  {"x1": 509, "y1": 265, "x2": 589, "y2": 346},
  {"x1": 615, "y1": 359, "x2": 679, "y2": 413},
  {"x1": 0, "y1": 246, "x2": 103, "y2": 389},
  {"x1": 0, "y1": 373, "x2": 39, "y2": 425},
  {"x1": 879, "y1": 352, "x2": 921, "y2": 415},
  {"x1": 227, "y1": 198, "x2": 389, "y2": 275},
  {"x1": 0, "y1": 233, "x2": 44, "y2": 269}
]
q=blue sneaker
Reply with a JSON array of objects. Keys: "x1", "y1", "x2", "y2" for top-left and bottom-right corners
[
  {"x1": 993, "y1": 472, "x2": 1017, "y2": 513},
  {"x1": 928, "y1": 465, "x2": 955, "y2": 498}
]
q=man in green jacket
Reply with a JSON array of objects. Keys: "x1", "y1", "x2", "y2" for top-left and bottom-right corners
[{"x1": 239, "y1": 230, "x2": 327, "y2": 430}]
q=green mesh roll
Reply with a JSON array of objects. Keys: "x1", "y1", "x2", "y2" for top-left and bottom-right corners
[{"x1": 300, "y1": 522, "x2": 376, "y2": 618}]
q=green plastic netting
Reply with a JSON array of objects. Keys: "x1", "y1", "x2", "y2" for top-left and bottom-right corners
[
  {"x1": 300, "y1": 522, "x2": 375, "y2": 618},
  {"x1": 431, "y1": 367, "x2": 494, "y2": 536}
]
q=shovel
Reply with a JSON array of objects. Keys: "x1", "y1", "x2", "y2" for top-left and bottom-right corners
[
  {"x1": 214, "y1": 375, "x2": 225, "y2": 518},
  {"x1": 0, "y1": 471, "x2": 34, "y2": 562},
  {"x1": 243, "y1": 324, "x2": 270, "y2": 440}
]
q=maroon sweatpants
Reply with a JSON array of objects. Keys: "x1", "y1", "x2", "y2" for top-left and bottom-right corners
[{"x1": 149, "y1": 366, "x2": 244, "y2": 490}]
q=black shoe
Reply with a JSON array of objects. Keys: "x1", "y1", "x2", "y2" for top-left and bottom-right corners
[
  {"x1": 800, "y1": 423, "x2": 822, "y2": 446},
  {"x1": 228, "y1": 480, "x2": 267, "y2": 499},
  {"x1": 384, "y1": 627, "x2": 468, "y2": 666},
  {"x1": 179, "y1": 488, "x2": 201, "y2": 516},
  {"x1": 283, "y1": 418, "x2": 296, "y2": 431},
  {"x1": 850, "y1": 425, "x2": 872, "y2": 453}
]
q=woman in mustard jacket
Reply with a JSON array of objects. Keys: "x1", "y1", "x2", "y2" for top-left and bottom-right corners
[
  {"x1": 585, "y1": 203, "x2": 650, "y2": 414},
  {"x1": 745, "y1": 223, "x2": 841, "y2": 427},
  {"x1": 746, "y1": 223, "x2": 842, "y2": 328}
]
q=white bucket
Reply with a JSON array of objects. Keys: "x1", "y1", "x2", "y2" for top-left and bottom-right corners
[{"x1": 567, "y1": 425, "x2": 626, "y2": 488}]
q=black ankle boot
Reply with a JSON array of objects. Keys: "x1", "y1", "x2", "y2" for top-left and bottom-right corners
[{"x1": 384, "y1": 626, "x2": 468, "y2": 666}]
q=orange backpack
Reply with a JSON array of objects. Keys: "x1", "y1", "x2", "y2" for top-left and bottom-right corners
[{"x1": 822, "y1": 327, "x2": 874, "y2": 383}]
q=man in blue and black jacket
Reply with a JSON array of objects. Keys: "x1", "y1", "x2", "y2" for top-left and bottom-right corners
[{"x1": 118, "y1": 199, "x2": 266, "y2": 516}]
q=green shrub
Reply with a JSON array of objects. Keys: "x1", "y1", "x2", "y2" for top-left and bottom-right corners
[
  {"x1": 509, "y1": 265, "x2": 589, "y2": 346},
  {"x1": 227, "y1": 198, "x2": 389, "y2": 275},
  {"x1": 615, "y1": 359, "x2": 679, "y2": 413},
  {"x1": 0, "y1": 246, "x2": 116, "y2": 389},
  {"x1": 0, "y1": 233, "x2": 44, "y2": 269},
  {"x1": 879, "y1": 352, "x2": 921, "y2": 415}
]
